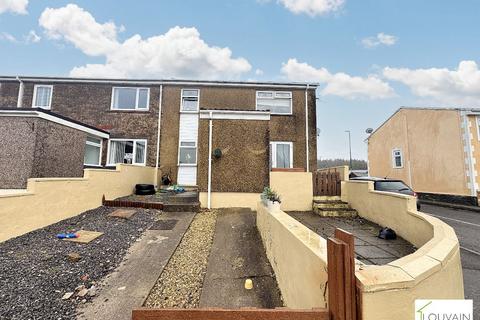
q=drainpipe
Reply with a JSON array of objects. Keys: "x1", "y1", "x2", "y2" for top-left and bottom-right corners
[
  {"x1": 16, "y1": 76, "x2": 24, "y2": 108},
  {"x1": 154, "y1": 85, "x2": 163, "y2": 188},
  {"x1": 207, "y1": 111, "x2": 213, "y2": 209},
  {"x1": 305, "y1": 84, "x2": 310, "y2": 172}
]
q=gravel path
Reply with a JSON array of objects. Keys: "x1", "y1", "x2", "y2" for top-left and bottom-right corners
[
  {"x1": 0, "y1": 206, "x2": 158, "y2": 320},
  {"x1": 144, "y1": 209, "x2": 217, "y2": 308}
]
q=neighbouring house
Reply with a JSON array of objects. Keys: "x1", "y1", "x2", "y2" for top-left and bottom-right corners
[
  {"x1": 0, "y1": 76, "x2": 318, "y2": 202},
  {"x1": 0, "y1": 108, "x2": 109, "y2": 188},
  {"x1": 367, "y1": 107, "x2": 480, "y2": 205}
]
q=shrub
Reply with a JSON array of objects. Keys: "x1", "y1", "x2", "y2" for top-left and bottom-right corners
[{"x1": 261, "y1": 187, "x2": 281, "y2": 204}]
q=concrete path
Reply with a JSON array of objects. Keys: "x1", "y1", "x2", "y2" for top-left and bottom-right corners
[
  {"x1": 199, "y1": 208, "x2": 282, "y2": 309},
  {"x1": 287, "y1": 211, "x2": 415, "y2": 265},
  {"x1": 78, "y1": 211, "x2": 195, "y2": 320},
  {"x1": 421, "y1": 204, "x2": 480, "y2": 319}
]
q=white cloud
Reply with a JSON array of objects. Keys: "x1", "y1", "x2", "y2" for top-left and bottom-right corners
[
  {"x1": 25, "y1": 30, "x2": 41, "y2": 43},
  {"x1": 361, "y1": 33, "x2": 397, "y2": 48},
  {"x1": 0, "y1": 0, "x2": 28, "y2": 14},
  {"x1": 260, "y1": 0, "x2": 344, "y2": 16},
  {"x1": 39, "y1": 4, "x2": 251, "y2": 79},
  {"x1": 384, "y1": 60, "x2": 480, "y2": 105},
  {"x1": 281, "y1": 58, "x2": 395, "y2": 99},
  {"x1": 0, "y1": 32, "x2": 17, "y2": 43},
  {"x1": 255, "y1": 69, "x2": 264, "y2": 76}
]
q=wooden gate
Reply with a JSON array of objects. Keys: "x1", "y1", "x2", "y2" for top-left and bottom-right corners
[
  {"x1": 132, "y1": 229, "x2": 358, "y2": 320},
  {"x1": 313, "y1": 169, "x2": 342, "y2": 196}
]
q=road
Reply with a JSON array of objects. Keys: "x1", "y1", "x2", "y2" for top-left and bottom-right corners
[{"x1": 421, "y1": 204, "x2": 480, "y2": 318}]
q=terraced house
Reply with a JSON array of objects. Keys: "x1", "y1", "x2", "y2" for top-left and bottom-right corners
[{"x1": 0, "y1": 76, "x2": 318, "y2": 204}]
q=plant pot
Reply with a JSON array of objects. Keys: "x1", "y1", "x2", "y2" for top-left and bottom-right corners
[{"x1": 267, "y1": 200, "x2": 281, "y2": 212}]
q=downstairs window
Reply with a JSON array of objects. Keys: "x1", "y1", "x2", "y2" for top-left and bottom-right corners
[{"x1": 107, "y1": 139, "x2": 147, "y2": 166}]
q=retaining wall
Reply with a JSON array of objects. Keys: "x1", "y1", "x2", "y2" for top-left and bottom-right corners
[
  {"x1": 0, "y1": 164, "x2": 155, "y2": 242},
  {"x1": 257, "y1": 202, "x2": 329, "y2": 309},
  {"x1": 342, "y1": 180, "x2": 464, "y2": 320}
]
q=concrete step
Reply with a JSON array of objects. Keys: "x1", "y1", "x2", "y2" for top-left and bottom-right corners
[
  {"x1": 314, "y1": 207, "x2": 358, "y2": 218},
  {"x1": 163, "y1": 202, "x2": 200, "y2": 212},
  {"x1": 313, "y1": 200, "x2": 351, "y2": 209},
  {"x1": 313, "y1": 195, "x2": 341, "y2": 201}
]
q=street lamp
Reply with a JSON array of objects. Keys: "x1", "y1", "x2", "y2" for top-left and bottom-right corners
[{"x1": 345, "y1": 130, "x2": 352, "y2": 169}]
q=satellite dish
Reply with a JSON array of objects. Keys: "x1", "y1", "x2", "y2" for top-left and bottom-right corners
[{"x1": 365, "y1": 128, "x2": 374, "y2": 134}]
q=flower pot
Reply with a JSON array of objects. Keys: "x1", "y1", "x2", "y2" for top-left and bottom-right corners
[{"x1": 267, "y1": 200, "x2": 281, "y2": 212}]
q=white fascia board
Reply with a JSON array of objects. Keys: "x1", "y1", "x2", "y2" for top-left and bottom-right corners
[
  {"x1": 0, "y1": 76, "x2": 318, "y2": 89},
  {"x1": 0, "y1": 110, "x2": 109, "y2": 138},
  {"x1": 200, "y1": 110, "x2": 270, "y2": 120}
]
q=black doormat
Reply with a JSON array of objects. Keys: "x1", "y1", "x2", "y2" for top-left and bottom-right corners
[{"x1": 149, "y1": 219, "x2": 178, "y2": 230}]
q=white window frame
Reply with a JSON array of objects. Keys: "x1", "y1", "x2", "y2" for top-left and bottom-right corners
[
  {"x1": 178, "y1": 140, "x2": 198, "y2": 166},
  {"x1": 106, "y1": 138, "x2": 148, "y2": 166},
  {"x1": 84, "y1": 137, "x2": 103, "y2": 167},
  {"x1": 270, "y1": 141, "x2": 293, "y2": 168},
  {"x1": 32, "y1": 85, "x2": 53, "y2": 109},
  {"x1": 110, "y1": 87, "x2": 150, "y2": 111},
  {"x1": 256, "y1": 91, "x2": 293, "y2": 115},
  {"x1": 180, "y1": 88, "x2": 200, "y2": 113},
  {"x1": 392, "y1": 148, "x2": 403, "y2": 169},
  {"x1": 476, "y1": 116, "x2": 480, "y2": 141}
]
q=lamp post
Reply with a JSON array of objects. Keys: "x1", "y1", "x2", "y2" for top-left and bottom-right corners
[{"x1": 345, "y1": 130, "x2": 352, "y2": 169}]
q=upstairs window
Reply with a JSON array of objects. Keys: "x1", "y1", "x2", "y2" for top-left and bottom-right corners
[
  {"x1": 270, "y1": 142, "x2": 293, "y2": 169},
  {"x1": 32, "y1": 85, "x2": 53, "y2": 109},
  {"x1": 181, "y1": 89, "x2": 199, "y2": 112},
  {"x1": 111, "y1": 87, "x2": 149, "y2": 110},
  {"x1": 107, "y1": 139, "x2": 147, "y2": 166},
  {"x1": 256, "y1": 91, "x2": 292, "y2": 115},
  {"x1": 392, "y1": 148, "x2": 403, "y2": 168},
  {"x1": 84, "y1": 137, "x2": 102, "y2": 166}
]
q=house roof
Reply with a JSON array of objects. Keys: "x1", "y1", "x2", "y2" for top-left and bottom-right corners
[
  {"x1": 0, "y1": 75, "x2": 319, "y2": 89},
  {"x1": 366, "y1": 106, "x2": 480, "y2": 141},
  {"x1": 0, "y1": 108, "x2": 109, "y2": 138}
]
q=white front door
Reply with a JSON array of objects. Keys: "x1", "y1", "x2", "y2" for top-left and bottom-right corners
[{"x1": 177, "y1": 113, "x2": 199, "y2": 186}]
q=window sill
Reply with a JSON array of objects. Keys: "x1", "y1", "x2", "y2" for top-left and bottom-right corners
[
  {"x1": 178, "y1": 163, "x2": 197, "y2": 167},
  {"x1": 107, "y1": 109, "x2": 151, "y2": 114}
]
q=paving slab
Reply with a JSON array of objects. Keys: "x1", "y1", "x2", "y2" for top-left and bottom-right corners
[
  {"x1": 287, "y1": 211, "x2": 416, "y2": 265},
  {"x1": 199, "y1": 208, "x2": 282, "y2": 309},
  {"x1": 108, "y1": 209, "x2": 137, "y2": 219},
  {"x1": 64, "y1": 230, "x2": 104, "y2": 244},
  {"x1": 78, "y1": 211, "x2": 195, "y2": 320}
]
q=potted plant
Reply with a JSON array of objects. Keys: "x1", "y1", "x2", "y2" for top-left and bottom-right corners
[{"x1": 261, "y1": 187, "x2": 281, "y2": 211}]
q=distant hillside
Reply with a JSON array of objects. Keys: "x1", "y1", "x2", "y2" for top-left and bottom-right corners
[{"x1": 317, "y1": 159, "x2": 367, "y2": 170}]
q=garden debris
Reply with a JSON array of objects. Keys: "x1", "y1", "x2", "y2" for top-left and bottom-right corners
[
  {"x1": 57, "y1": 232, "x2": 78, "y2": 239},
  {"x1": 108, "y1": 209, "x2": 137, "y2": 220},
  {"x1": 62, "y1": 292, "x2": 74, "y2": 300},
  {"x1": 67, "y1": 252, "x2": 81, "y2": 262},
  {"x1": 77, "y1": 287, "x2": 89, "y2": 297},
  {"x1": 63, "y1": 230, "x2": 104, "y2": 244},
  {"x1": 378, "y1": 227, "x2": 397, "y2": 240},
  {"x1": 87, "y1": 285, "x2": 97, "y2": 297},
  {"x1": 245, "y1": 279, "x2": 253, "y2": 290}
]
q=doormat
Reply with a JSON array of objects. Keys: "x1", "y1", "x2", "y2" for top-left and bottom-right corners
[
  {"x1": 64, "y1": 230, "x2": 104, "y2": 244},
  {"x1": 149, "y1": 219, "x2": 178, "y2": 231}
]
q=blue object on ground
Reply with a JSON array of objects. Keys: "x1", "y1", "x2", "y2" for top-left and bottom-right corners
[{"x1": 56, "y1": 233, "x2": 78, "y2": 239}]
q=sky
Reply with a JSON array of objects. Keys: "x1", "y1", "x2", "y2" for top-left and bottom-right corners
[{"x1": 1, "y1": 0, "x2": 480, "y2": 160}]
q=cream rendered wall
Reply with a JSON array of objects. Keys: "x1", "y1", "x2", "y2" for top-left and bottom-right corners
[
  {"x1": 270, "y1": 172, "x2": 313, "y2": 211},
  {"x1": 0, "y1": 164, "x2": 155, "y2": 242},
  {"x1": 368, "y1": 109, "x2": 469, "y2": 196}
]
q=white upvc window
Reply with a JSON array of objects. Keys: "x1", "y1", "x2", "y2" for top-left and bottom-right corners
[
  {"x1": 392, "y1": 148, "x2": 403, "y2": 168},
  {"x1": 181, "y1": 89, "x2": 200, "y2": 112},
  {"x1": 178, "y1": 141, "x2": 197, "y2": 166},
  {"x1": 270, "y1": 141, "x2": 293, "y2": 169},
  {"x1": 32, "y1": 85, "x2": 53, "y2": 109},
  {"x1": 107, "y1": 139, "x2": 147, "y2": 166},
  {"x1": 84, "y1": 137, "x2": 102, "y2": 166},
  {"x1": 111, "y1": 87, "x2": 150, "y2": 110},
  {"x1": 256, "y1": 91, "x2": 292, "y2": 115}
]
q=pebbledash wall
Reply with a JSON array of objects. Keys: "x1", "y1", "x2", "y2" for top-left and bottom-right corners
[
  {"x1": 0, "y1": 115, "x2": 87, "y2": 188},
  {"x1": 0, "y1": 164, "x2": 155, "y2": 242},
  {"x1": 257, "y1": 180, "x2": 464, "y2": 320}
]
